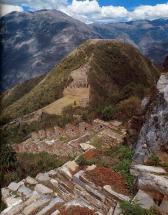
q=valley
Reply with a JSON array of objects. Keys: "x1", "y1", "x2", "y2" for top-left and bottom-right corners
[{"x1": 0, "y1": 10, "x2": 168, "y2": 215}]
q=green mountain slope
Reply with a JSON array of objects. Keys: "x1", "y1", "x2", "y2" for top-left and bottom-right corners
[{"x1": 1, "y1": 39, "x2": 160, "y2": 124}]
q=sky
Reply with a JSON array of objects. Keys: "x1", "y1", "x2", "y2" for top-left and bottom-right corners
[{"x1": 1, "y1": 0, "x2": 168, "y2": 23}]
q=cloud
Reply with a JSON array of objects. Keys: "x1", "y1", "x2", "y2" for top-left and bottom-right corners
[
  {"x1": 0, "y1": 0, "x2": 68, "y2": 10},
  {"x1": 129, "y1": 3, "x2": 168, "y2": 21},
  {"x1": 63, "y1": 0, "x2": 168, "y2": 23},
  {"x1": 0, "y1": 4, "x2": 23, "y2": 16},
  {"x1": 1, "y1": 0, "x2": 168, "y2": 23}
]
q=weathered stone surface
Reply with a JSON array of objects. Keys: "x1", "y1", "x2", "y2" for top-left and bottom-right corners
[
  {"x1": 103, "y1": 185, "x2": 130, "y2": 201},
  {"x1": 51, "y1": 210, "x2": 60, "y2": 215},
  {"x1": 80, "y1": 143, "x2": 96, "y2": 151},
  {"x1": 35, "y1": 184, "x2": 53, "y2": 195},
  {"x1": 18, "y1": 185, "x2": 32, "y2": 198},
  {"x1": 25, "y1": 176, "x2": 38, "y2": 185},
  {"x1": 1, "y1": 188, "x2": 10, "y2": 200},
  {"x1": 94, "y1": 212, "x2": 103, "y2": 215},
  {"x1": 36, "y1": 197, "x2": 64, "y2": 215},
  {"x1": 5, "y1": 196, "x2": 22, "y2": 208},
  {"x1": 160, "y1": 197, "x2": 168, "y2": 215},
  {"x1": 130, "y1": 165, "x2": 167, "y2": 176},
  {"x1": 23, "y1": 198, "x2": 50, "y2": 215},
  {"x1": 58, "y1": 161, "x2": 79, "y2": 179},
  {"x1": 36, "y1": 173, "x2": 50, "y2": 183},
  {"x1": 113, "y1": 203, "x2": 122, "y2": 215},
  {"x1": 133, "y1": 190, "x2": 154, "y2": 209},
  {"x1": 86, "y1": 165, "x2": 97, "y2": 171},
  {"x1": 0, "y1": 203, "x2": 23, "y2": 215},
  {"x1": 138, "y1": 173, "x2": 168, "y2": 195},
  {"x1": 48, "y1": 170, "x2": 57, "y2": 177},
  {"x1": 50, "y1": 179, "x2": 59, "y2": 188},
  {"x1": 8, "y1": 181, "x2": 24, "y2": 192},
  {"x1": 134, "y1": 74, "x2": 168, "y2": 164},
  {"x1": 107, "y1": 207, "x2": 113, "y2": 215}
]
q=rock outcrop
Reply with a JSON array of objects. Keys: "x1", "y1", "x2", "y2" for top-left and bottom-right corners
[{"x1": 133, "y1": 73, "x2": 168, "y2": 164}]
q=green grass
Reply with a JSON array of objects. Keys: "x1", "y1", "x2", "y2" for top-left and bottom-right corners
[
  {"x1": 76, "y1": 155, "x2": 96, "y2": 166},
  {"x1": 1, "y1": 40, "x2": 159, "y2": 125},
  {"x1": 106, "y1": 145, "x2": 134, "y2": 191},
  {"x1": 90, "y1": 135, "x2": 102, "y2": 149},
  {"x1": 16, "y1": 152, "x2": 64, "y2": 179},
  {"x1": 120, "y1": 201, "x2": 158, "y2": 215},
  {"x1": 1, "y1": 75, "x2": 44, "y2": 110}
]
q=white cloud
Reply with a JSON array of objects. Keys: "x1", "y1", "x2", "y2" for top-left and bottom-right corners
[
  {"x1": 129, "y1": 3, "x2": 168, "y2": 21},
  {"x1": 0, "y1": 4, "x2": 23, "y2": 16},
  {"x1": 62, "y1": 0, "x2": 168, "y2": 23},
  {"x1": 1, "y1": 0, "x2": 67, "y2": 11},
  {"x1": 1, "y1": 0, "x2": 168, "y2": 23}
]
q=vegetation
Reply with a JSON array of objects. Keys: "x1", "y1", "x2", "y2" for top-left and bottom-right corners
[
  {"x1": 116, "y1": 96, "x2": 142, "y2": 121},
  {"x1": 90, "y1": 136, "x2": 102, "y2": 149},
  {"x1": 1, "y1": 111, "x2": 74, "y2": 145},
  {"x1": 16, "y1": 152, "x2": 64, "y2": 179},
  {"x1": 0, "y1": 143, "x2": 18, "y2": 211},
  {"x1": 1, "y1": 75, "x2": 44, "y2": 110},
  {"x1": 105, "y1": 145, "x2": 134, "y2": 191},
  {"x1": 76, "y1": 154, "x2": 96, "y2": 166},
  {"x1": 1, "y1": 40, "x2": 159, "y2": 125},
  {"x1": 101, "y1": 105, "x2": 118, "y2": 121},
  {"x1": 0, "y1": 43, "x2": 91, "y2": 124},
  {"x1": 120, "y1": 201, "x2": 158, "y2": 215},
  {"x1": 147, "y1": 154, "x2": 160, "y2": 166}
]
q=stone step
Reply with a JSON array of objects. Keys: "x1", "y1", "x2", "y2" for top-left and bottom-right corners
[
  {"x1": 130, "y1": 165, "x2": 167, "y2": 176},
  {"x1": 103, "y1": 185, "x2": 130, "y2": 202},
  {"x1": 34, "y1": 184, "x2": 54, "y2": 195},
  {"x1": 36, "y1": 197, "x2": 64, "y2": 215},
  {"x1": 22, "y1": 198, "x2": 51, "y2": 215}
]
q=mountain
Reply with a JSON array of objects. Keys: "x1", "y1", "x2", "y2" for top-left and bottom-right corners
[
  {"x1": 1, "y1": 39, "x2": 159, "y2": 124},
  {"x1": 163, "y1": 55, "x2": 168, "y2": 70},
  {"x1": 0, "y1": 10, "x2": 167, "y2": 91},
  {"x1": 92, "y1": 19, "x2": 168, "y2": 65},
  {"x1": 0, "y1": 10, "x2": 100, "y2": 90}
]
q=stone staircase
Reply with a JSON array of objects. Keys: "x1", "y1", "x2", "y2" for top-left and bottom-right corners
[{"x1": 1, "y1": 160, "x2": 129, "y2": 215}]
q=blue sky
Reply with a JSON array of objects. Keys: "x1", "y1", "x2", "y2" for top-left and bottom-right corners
[
  {"x1": 1, "y1": 0, "x2": 168, "y2": 23},
  {"x1": 98, "y1": 0, "x2": 167, "y2": 8}
]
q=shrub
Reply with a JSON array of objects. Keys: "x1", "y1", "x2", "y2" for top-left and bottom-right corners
[
  {"x1": 76, "y1": 155, "x2": 96, "y2": 166},
  {"x1": 90, "y1": 136, "x2": 102, "y2": 149},
  {"x1": 16, "y1": 152, "x2": 64, "y2": 179},
  {"x1": 120, "y1": 201, "x2": 158, "y2": 215},
  {"x1": 106, "y1": 145, "x2": 134, "y2": 191},
  {"x1": 101, "y1": 105, "x2": 118, "y2": 121},
  {"x1": 117, "y1": 96, "x2": 141, "y2": 121},
  {"x1": 147, "y1": 154, "x2": 160, "y2": 166}
]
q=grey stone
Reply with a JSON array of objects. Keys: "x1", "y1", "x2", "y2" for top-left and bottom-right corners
[
  {"x1": 23, "y1": 198, "x2": 50, "y2": 215},
  {"x1": 25, "y1": 176, "x2": 38, "y2": 185},
  {"x1": 18, "y1": 185, "x2": 32, "y2": 198},
  {"x1": 133, "y1": 190, "x2": 154, "y2": 209},
  {"x1": 103, "y1": 185, "x2": 130, "y2": 201},
  {"x1": 130, "y1": 165, "x2": 167, "y2": 177},
  {"x1": 8, "y1": 181, "x2": 24, "y2": 192},
  {"x1": 36, "y1": 197, "x2": 64, "y2": 215},
  {"x1": 35, "y1": 184, "x2": 53, "y2": 194},
  {"x1": 160, "y1": 197, "x2": 168, "y2": 215},
  {"x1": 5, "y1": 196, "x2": 22, "y2": 208},
  {"x1": 80, "y1": 143, "x2": 96, "y2": 151},
  {"x1": 138, "y1": 173, "x2": 168, "y2": 195},
  {"x1": 36, "y1": 173, "x2": 50, "y2": 183},
  {"x1": 51, "y1": 210, "x2": 60, "y2": 215},
  {"x1": 113, "y1": 203, "x2": 122, "y2": 215}
]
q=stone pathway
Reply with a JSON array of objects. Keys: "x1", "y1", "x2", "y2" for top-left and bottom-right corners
[{"x1": 1, "y1": 160, "x2": 128, "y2": 215}]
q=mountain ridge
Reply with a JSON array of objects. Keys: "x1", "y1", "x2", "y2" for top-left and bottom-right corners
[{"x1": 1, "y1": 10, "x2": 167, "y2": 90}]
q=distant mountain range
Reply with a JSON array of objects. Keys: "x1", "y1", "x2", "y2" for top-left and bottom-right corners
[
  {"x1": 92, "y1": 19, "x2": 168, "y2": 65},
  {"x1": 1, "y1": 10, "x2": 168, "y2": 90}
]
